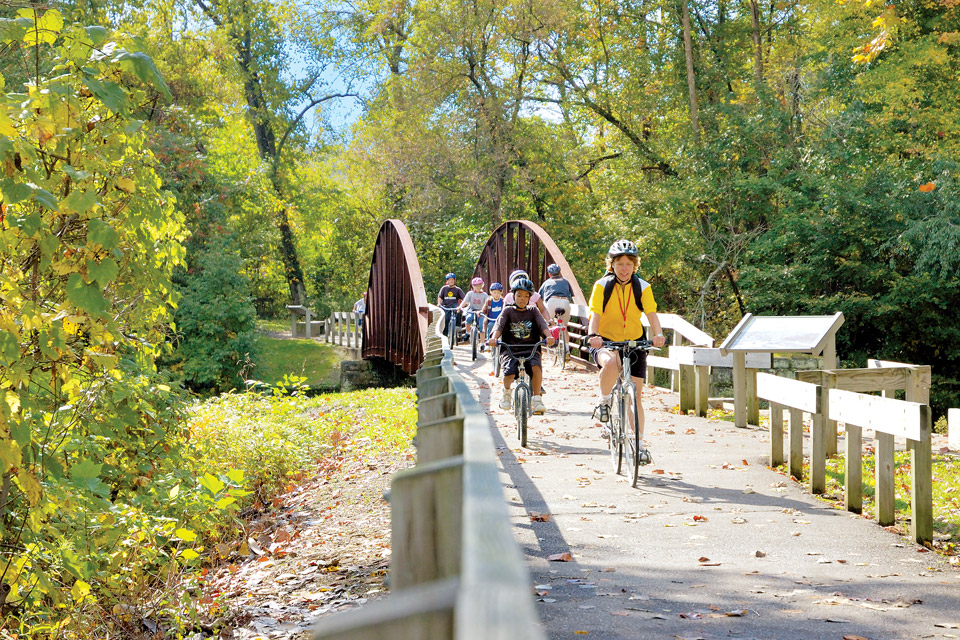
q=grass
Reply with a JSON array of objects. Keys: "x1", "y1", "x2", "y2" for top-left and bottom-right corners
[
  {"x1": 252, "y1": 335, "x2": 341, "y2": 388},
  {"x1": 189, "y1": 386, "x2": 418, "y2": 509}
]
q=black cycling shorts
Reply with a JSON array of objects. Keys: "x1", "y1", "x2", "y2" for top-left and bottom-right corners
[
  {"x1": 500, "y1": 344, "x2": 542, "y2": 378},
  {"x1": 590, "y1": 343, "x2": 648, "y2": 379}
]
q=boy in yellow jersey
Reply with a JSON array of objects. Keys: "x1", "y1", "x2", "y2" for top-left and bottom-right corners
[{"x1": 585, "y1": 240, "x2": 667, "y2": 463}]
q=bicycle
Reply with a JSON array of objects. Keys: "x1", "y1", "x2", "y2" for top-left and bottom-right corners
[
  {"x1": 444, "y1": 308, "x2": 459, "y2": 348},
  {"x1": 464, "y1": 311, "x2": 485, "y2": 361},
  {"x1": 549, "y1": 308, "x2": 570, "y2": 370},
  {"x1": 600, "y1": 339, "x2": 656, "y2": 487},
  {"x1": 495, "y1": 340, "x2": 547, "y2": 447}
]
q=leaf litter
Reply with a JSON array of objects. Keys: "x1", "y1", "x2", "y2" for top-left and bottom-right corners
[{"x1": 199, "y1": 443, "x2": 413, "y2": 639}]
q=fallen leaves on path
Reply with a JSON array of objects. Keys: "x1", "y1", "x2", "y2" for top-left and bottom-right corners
[{"x1": 200, "y1": 445, "x2": 412, "y2": 639}]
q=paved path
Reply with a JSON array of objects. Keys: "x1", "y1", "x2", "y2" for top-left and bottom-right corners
[{"x1": 453, "y1": 345, "x2": 960, "y2": 640}]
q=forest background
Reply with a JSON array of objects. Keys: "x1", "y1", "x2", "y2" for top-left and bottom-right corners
[
  {"x1": 0, "y1": 0, "x2": 958, "y2": 633},
  {"x1": 3, "y1": 0, "x2": 958, "y2": 403}
]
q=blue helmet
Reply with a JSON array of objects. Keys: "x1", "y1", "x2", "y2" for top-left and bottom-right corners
[
  {"x1": 511, "y1": 277, "x2": 535, "y2": 294},
  {"x1": 444, "y1": 272, "x2": 456, "y2": 280},
  {"x1": 547, "y1": 263, "x2": 561, "y2": 275},
  {"x1": 490, "y1": 282, "x2": 503, "y2": 291}
]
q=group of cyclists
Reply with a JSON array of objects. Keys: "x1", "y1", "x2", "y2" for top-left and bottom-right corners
[{"x1": 438, "y1": 240, "x2": 667, "y2": 465}]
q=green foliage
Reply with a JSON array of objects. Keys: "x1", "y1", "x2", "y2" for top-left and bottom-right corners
[
  {"x1": 188, "y1": 386, "x2": 417, "y2": 504},
  {"x1": 167, "y1": 246, "x2": 259, "y2": 393},
  {"x1": 0, "y1": 9, "x2": 204, "y2": 630}
]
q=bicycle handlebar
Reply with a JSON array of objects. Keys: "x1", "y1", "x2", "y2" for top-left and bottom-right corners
[
  {"x1": 601, "y1": 339, "x2": 656, "y2": 350},
  {"x1": 494, "y1": 340, "x2": 548, "y2": 362}
]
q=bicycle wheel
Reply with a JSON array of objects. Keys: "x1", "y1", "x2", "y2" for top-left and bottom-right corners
[
  {"x1": 621, "y1": 386, "x2": 638, "y2": 486},
  {"x1": 494, "y1": 343, "x2": 502, "y2": 377},
  {"x1": 551, "y1": 334, "x2": 561, "y2": 367},
  {"x1": 515, "y1": 384, "x2": 529, "y2": 447},
  {"x1": 608, "y1": 386, "x2": 623, "y2": 474},
  {"x1": 559, "y1": 329, "x2": 568, "y2": 371},
  {"x1": 446, "y1": 312, "x2": 457, "y2": 347},
  {"x1": 471, "y1": 324, "x2": 478, "y2": 361}
]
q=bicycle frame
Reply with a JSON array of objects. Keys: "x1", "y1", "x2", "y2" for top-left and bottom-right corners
[
  {"x1": 601, "y1": 340, "x2": 655, "y2": 486},
  {"x1": 497, "y1": 340, "x2": 546, "y2": 447}
]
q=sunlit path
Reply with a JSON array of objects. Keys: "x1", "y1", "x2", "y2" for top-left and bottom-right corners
[{"x1": 450, "y1": 342, "x2": 960, "y2": 640}]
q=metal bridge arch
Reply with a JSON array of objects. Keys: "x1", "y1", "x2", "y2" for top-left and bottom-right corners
[
  {"x1": 363, "y1": 220, "x2": 430, "y2": 374},
  {"x1": 473, "y1": 220, "x2": 587, "y2": 306}
]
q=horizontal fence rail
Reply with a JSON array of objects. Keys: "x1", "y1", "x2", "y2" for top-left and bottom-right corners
[
  {"x1": 758, "y1": 361, "x2": 934, "y2": 546},
  {"x1": 312, "y1": 308, "x2": 544, "y2": 640}
]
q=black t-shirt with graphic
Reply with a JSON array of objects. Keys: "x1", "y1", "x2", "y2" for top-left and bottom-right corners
[
  {"x1": 493, "y1": 305, "x2": 549, "y2": 348},
  {"x1": 438, "y1": 285, "x2": 465, "y2": 309}
]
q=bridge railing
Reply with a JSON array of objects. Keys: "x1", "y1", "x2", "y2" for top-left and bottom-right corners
[
  {"x1": 566, "y1": 304, "x2": 718, "y2": 410},
  {"x1": 312, "y1": 307, "x2": 544, "y2": 640},
  {"x1": 324, "y1": 311, "x2": 362, "y2": 348}
]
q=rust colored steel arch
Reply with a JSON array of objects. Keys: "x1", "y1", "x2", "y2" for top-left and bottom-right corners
[
  {"x1": 363, "y1": 220, "x2": 430, "y2": 374},
  {"x1": 473, "y1": 220, "x2": 587, "y2": 306}
]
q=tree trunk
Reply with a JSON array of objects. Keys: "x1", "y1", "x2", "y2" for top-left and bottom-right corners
[
  {"x1": 680, "y1": 0, "x2": 700, "y2": 144},
  {"x1": 237, "y1": 30, "x2": 307, "y2": 306},
  {"x1": 749, "y1": 0, "x2": 764, "y2": 90}
]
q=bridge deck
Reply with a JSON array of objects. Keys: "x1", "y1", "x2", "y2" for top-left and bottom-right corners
[{"x1": 450, "y1": 344, "x2": 958, "y2": 640}]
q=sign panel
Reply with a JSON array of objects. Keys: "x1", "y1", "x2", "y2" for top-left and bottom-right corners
[{"x1": 719, "y1": 313, "x2": 844, "y2": 355}]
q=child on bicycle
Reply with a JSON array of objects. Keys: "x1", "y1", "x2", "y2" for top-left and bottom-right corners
[
  {"x1": 488, "y1": 278, "x2": 555, "y2": 415},
  {"x1": 458, "y1": 277, "x2": 489, "y2": 347},
  {"x1": 585, "y1": 240, "x2": 667, "y2": 463},
  {"x1": 437, "y1": 272, "x2": 465, "y2": 343},
  {"x1": 503, "y1": 269, "x2": 550, "y2": 323},
  {"x1": 480, "y1": 282, "x2": 505, "y2": 349}
]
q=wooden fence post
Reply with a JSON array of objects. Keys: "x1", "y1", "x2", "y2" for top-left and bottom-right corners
[
  {"x1": 679, "y1": 364, "x2": 695, "y2": 414},
  {"x1": 809, "y1": 386, "x2": 826, "y2": 494},
  {"x1": 769, "y1": 402, "x2": 784, "y2": 467},
  {"x1": 911, "y1": 406, "x2": 933, "y2": 546},
  {"x1": 734, "y1": 353, "x2": 747, "y2": 428},
  {"x1": 844, "y1": 421, "x2": 863, "y2": 514},
  {"x1": 789, "y1": 407, "x2": 803, "y2": 481},
  {"x1": 876, "y1": 389, "x2": 896, "y2": 527},
  {"x1": 695, "y1": 365, "x2": 709, "y2": 418},
  {"x1": 390, "y1": 457, "x2": 464, "y2": 590}
]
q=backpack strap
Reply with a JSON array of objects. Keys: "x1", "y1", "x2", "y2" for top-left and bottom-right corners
[{"x1": 601, "y1": 273, "x2": 646, "y2": 312}]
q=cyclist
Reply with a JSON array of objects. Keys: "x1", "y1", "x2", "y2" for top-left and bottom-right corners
[
  {"x1": 480, "y1": 282, "x2": 505, "y2": 349},
  {"x1": 458, "y1": 276, "x2": 489, "y2": 348},
  {"x1": 585, "y1": 240, "x2": 667, "y2": 463},
  {"x1": 539, "y1": 263, "x2": 574, "y2": 353},
  {"x1": 437, "y1": 272, "x2": 465, "y2": 344},
  {"x1": 488, "y1": 278, "x2": 555, "y2": 415},
  {"x1": 503, "y1": 269, "x2": 549, "y2": 322}
]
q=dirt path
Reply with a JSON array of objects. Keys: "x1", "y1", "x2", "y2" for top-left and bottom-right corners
[{"x1": 204, "y1": 445, "x2": 413, "y2": 640}]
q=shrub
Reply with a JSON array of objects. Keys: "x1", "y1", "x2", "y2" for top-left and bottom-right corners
[{"x1": 168, "y1": 246, "x2": 258, "y2": 392}]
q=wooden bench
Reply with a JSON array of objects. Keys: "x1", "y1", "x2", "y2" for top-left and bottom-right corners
[{"x1": 286, "y1": 304, "x2": 320, "y2": 339}]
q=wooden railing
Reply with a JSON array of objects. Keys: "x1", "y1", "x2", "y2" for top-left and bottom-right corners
[
  {"x1": 324, "y1": 311, "x2": 362, "y2": 348},
  {"x1": 312, "y1": 307, "x2": 544, "y2": 639},
  {"x1": 758, "y1": 359, "x2": 933, "y2": 545}
]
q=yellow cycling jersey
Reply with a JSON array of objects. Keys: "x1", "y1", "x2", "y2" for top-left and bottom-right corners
[{"x1": 587, "y1": 276, "x2": 657, "y2": 342}]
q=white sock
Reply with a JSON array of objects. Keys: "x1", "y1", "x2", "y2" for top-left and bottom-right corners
[{"x1": 601, "y1": 394, "x2": 611, "y2": 405}]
